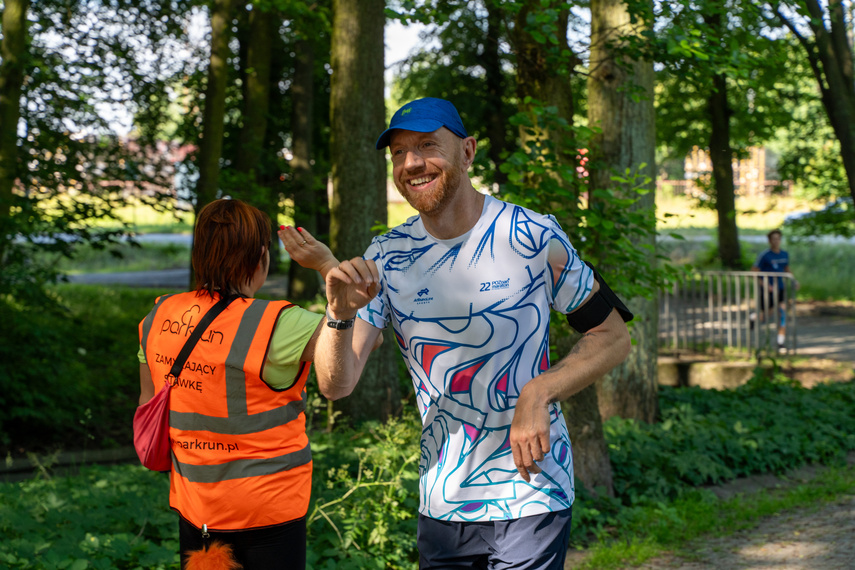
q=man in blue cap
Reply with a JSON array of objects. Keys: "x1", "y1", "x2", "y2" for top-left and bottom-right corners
[{"x1": 319, "y1": 97, "x2": 632, "y2": 568}]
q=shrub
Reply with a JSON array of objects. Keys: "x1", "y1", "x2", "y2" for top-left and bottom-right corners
[
  {"x1": 0, "y1": 465, "x2": 176, "y2": 569},
  {"x1": 0, "y1": 285, "x2": 172, "y2": 456},
  {"x1": 605, "y1": 373, "x2": 855, "y2": 505},
  {"x1": 306, "y1": 411, "x2": 422, "y2": 569}
]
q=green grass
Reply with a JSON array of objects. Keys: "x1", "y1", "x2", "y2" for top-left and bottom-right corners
[
  {"x1": 656, "y1": 190, "x2": 817, "y2": 232},
  {"x1": 48, "y1": 241, "x2": 191, "y2": 275},
  {"x1": 658, "y1": 235, "x2": 855, "y2": 301},
  {"x1": 93, "y1": 201, "x2": 194, "y2": 234}
]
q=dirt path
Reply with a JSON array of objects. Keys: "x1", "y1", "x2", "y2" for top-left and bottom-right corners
[
  {"x1": 631, "y1": 495, "x2": 855, "y2": 570},
  {"x1": 565, "y1": 454, "x2": 855, "y2": 570}
]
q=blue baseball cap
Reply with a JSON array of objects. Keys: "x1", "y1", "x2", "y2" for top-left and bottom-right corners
[{"x1": 375, "y1": 97, "x2": 469, "y2": 150}]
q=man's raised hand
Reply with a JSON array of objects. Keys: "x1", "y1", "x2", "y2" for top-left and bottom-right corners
[{"x1": 325, "y1": 257, "x2": 380, "y2": 319}]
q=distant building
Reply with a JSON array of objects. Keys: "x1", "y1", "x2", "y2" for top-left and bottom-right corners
[{"x1": 659, "y1": 146, "x2": 791, "y2": 197}]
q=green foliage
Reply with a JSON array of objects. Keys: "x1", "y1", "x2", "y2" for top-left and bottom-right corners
[
  {"x1": 0, "y1": 284, "x2": 172, "y2": 455},
  {"x1": 3, "y1": 375, "x2": 855, "y2": 566},
  {"x1": 1, "y1": 1, "x2": 190, "y2": 306},
  {"x1": 768, "y1": 33, "x2": 852, "y2": 220},
  {"x1": 0, "y1": 299, "x2": 89, "y2": 450},
  {"x1": 500, "y1": 101, "x2": 675, "y2": 300},
  {"x1": 0, "y1": 465, "x2": 177, "y2": 569},
  {"x1": 0, "y1": 416, "x2": 423, "y2": 569},
  {"x1": 306, "y1": 413, "x2": 421, "y2": 569},
  {"x1": 604, "y1": 374, "x2": 855, "y2": 506},
  {"x1": 784, "y1": 198, "x2": 855, "y2": 240},
  {"x1": 653, "y1": 1, "x2": 791, "y2": 168}
]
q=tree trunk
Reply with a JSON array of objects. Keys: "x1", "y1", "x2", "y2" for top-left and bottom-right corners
[
  {"x1": 588, "y1": 0, "x2": 659, "y2": 424},
  {"x1": 707, "y1": 72, "x2": 741, "y2": 269},
  {"x1": 235, "y1": 7, "x2": 282, "y2": 273},
  {"x1": 288, "y1": 37, "x2": 323, "y2": 300},
  {"x1": 329, "y1": 0, "x2": 399, "y2": 423},
  {"x1": 235, "y1": 7, "x2": 273, "y2": 179},
  {"x1": 236, "y1": 5, "x2": 281, "y2": 271},
  {"x1": 511, "y1": 2, "x2": 574, "y2": 161},
  {"x1": 195, "y1": 0, "x2": 234, "y2": 209},
  {"x1": 813, "y1": 1, "x2": 855, "y2": 204},
  {"x1": 557, "y1": 335, "x2": 614, "y2": 497},
  {"x1": 512, "y1": 1, "x2": 614, "y2": 496},
  {"x1": 0, "y1": 0, "x2": 29, "y2": 262},
  {"x1": 484, "y1": 0, "x2": 507, "y2": 188},
  {"x1": 777, "y1": 1, "x2": 855, "y2": 203},
  {"x1": 192, "y1": 0, "x2": 235, "y2": 288}
]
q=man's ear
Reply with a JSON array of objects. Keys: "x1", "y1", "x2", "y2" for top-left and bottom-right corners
[{"x1": 462, "y1": 136, "x2": 477, "y2": 167}]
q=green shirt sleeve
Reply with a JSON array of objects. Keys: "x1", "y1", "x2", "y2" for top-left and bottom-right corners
[{"x1": 263, "y1": 306, "x2": 323, "y2": 390}]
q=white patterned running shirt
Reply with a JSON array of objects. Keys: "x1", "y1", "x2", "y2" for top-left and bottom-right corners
[{"x1": 358, "y1": 195, "x2": 594, "y2": 522}]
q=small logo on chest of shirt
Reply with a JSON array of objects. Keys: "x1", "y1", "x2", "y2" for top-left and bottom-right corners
[
  {"x1": 414, "y1": 288, "x2": 434, "y2": 304},
  {"x1": 479, "y1": 278, "x2": 510, "y2": 292}
]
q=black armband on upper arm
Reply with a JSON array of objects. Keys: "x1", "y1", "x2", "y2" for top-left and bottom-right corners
[{"x1": 565, "y1": 262, "x2": 634, "y2": 333}]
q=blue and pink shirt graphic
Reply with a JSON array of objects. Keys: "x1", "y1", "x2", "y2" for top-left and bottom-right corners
[{"x1": 358, "y1": 195, "x2": 593, "y2": 521}]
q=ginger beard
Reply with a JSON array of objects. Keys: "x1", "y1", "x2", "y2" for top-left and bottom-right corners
[{"x1": 394, "y1": 142, "x2": 465, "y2": 217}]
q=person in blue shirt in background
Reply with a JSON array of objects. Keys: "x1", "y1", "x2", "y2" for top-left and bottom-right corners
[{"x1": 751, "y1": 229, "x2": 799, "y2": 349}]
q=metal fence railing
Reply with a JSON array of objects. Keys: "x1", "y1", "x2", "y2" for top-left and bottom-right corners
[{"x1": 658, "y1": 271, "x2": 797, "y2": 357}]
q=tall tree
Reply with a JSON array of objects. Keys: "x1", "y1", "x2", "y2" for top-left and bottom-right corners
[
  {"x1": 484, "y1": 0, "x2": 510, "y2": 187},
  {"x1": 329, "y1": 0, "x2": 400, "y2": 422},
  {"x1": 704, "y1": 5, "x2": 741, "y2": 269},
  {"x1": 588, "y1": 0, "x2": 658, "y2": 422},
  {"x1": 510, "y1": 1, "x2": 576, "y2": 170},
  {"x1": 773, "y1": 35, "x2": 855, "y2": 237},
  {"x1": 393, "y1": 0, "x2": 516, "y2": 190},
  {"x1": 286, "y1": 2, "x2": 332, "y2": 301},
  {"x1": 507, "y1": 0, "x2": 615, "y2": 497},
  {"x1": 767, "y1": 0, "x2": 855, "y2": 205},
  {"x1": 653, "y1": 0, "x2": 785, "y2": 267},
  {"x1": 288, "y1": 35, "x2": 323, "y2": 299},
  {"x1": 191, "y1": 0, "x2": 235, "y2": 288},
  {"x1": 0, "y1": 0, "x2": 29, "y2": 264},
  {"x1": 234, "y1": 3, "x2": 281, "y2": 270},
  {"x1": 194, "y1": 0, "x2": 235, "y2": 215}
]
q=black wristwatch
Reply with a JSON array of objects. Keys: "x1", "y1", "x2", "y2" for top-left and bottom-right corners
[{"x1": 325, "y1": 306, "x2": 355, "y2": 330}]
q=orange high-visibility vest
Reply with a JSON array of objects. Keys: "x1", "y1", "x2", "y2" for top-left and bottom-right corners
[{"x1": 139, "y1": 291, "x2": 313, "y2": 531}]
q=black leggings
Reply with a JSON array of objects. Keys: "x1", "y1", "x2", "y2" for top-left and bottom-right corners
[{"x1": 179, "y1": 516, "x2": 306, "y2": 570}]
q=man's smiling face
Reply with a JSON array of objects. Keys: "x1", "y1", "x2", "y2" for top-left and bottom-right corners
[{"x1": 389, "y1": 127, "x2": 467, "y2": 217}]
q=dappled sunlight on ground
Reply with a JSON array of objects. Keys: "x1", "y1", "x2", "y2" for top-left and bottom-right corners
[{"x1": 631, "y1": 494, "x2": 855, "y2": 569}]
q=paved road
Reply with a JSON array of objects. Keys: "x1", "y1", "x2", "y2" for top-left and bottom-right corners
[
  {"x1": 67, "y1": 267, "x2": 291, "y2": 297},
  {"x1": 793, "y1": 314, "x2": 855, "y2": 363},
  {"x1": 69, "y1": 268, "x2": 855, "y2": 365}
]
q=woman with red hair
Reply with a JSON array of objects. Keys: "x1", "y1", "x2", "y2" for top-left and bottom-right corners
[{"x1": 137, "y1": 198, "x2": 376, "y2": 569}]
